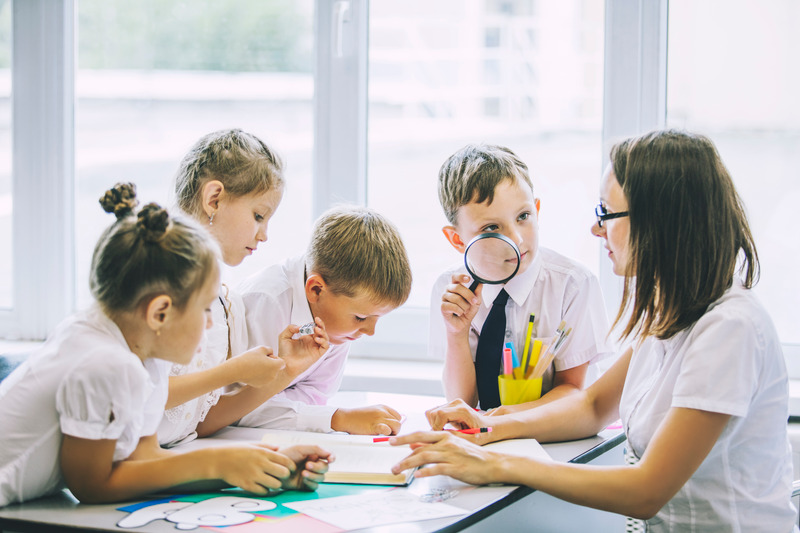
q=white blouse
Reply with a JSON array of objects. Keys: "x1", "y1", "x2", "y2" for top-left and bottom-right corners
[
  {"x1": 620, "y1": 282, "x2": 796, "y2": 532},
  {"x1": 158, "y1": 284, "x2": 248, "y2": 447},
  {"x1": 0, "y1": 306, "x2": 169, "y2": 506}
]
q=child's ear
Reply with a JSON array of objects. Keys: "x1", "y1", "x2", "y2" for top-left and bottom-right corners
[
  {"x1": 201, "y1": 180, "x2": 225, "y2": 219},
  {"x1": 145, "y1": 295, "x2": 173, "y2": 334},
  {"x1": 442, "y1": 226, "x2": 467, "y2": 253},
  {"x1": 305, "y1": 273, "x2": 327, "y2": 303}
]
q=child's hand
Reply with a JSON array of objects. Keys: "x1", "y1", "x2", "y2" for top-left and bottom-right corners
[
  {"x1": 278, "y1": 444, "x2": 334, "y2": 492},
  {"x1": 425, "y1": 399, "x2": 497, "y2": 443},
  {"x1": 213, "y1": 443, "x2": 299, "y2": 494},
  {"x1": 331, "y1": 404, "x2": 404, "y2": 435},
  {"x1": 441, "y1": 274, "x2": 483, "y2": 337},
  {"x1": 227, "y1": 346, "x2": 286, "y2": 388},
  {"x1": 278, "y1": 317, "x2": 330, "y2": 379}
]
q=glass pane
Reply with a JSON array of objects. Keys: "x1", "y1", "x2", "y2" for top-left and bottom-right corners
[
  {"x1": 368, "y1": 0, "x2": 605, "y2": 309},
  {"x1": 76, "y1": 0, "x2": 314, "y2": 306},
  {"x1": 667, "y1": 0, "x2": 800, "y2": 344},
  {"x1": 0, "y1": 0, "x2": 11, "y2": 308}
]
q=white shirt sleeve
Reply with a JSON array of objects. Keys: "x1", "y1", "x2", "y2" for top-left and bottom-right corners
[
  {"x1": 554, "y1": 268, "x2": 614, "y2": 371},
  {"x1": 56, "y1": 357, "x2": 150, "y2": 440},
  {"x1": 672, "y1": 309, "x2": 758, "y2": 417}
]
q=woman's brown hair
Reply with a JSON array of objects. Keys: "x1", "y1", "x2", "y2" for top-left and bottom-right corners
[{"x1": 611, "y1": 130, "x2": 759, "y2": 340}]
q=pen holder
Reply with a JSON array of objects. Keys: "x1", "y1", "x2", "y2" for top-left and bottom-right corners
[{"x1": 498, "y1": 375, "x2": 542, "y2": 405}]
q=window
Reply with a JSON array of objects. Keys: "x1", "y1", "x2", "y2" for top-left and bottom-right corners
[
  {"x1": 667, "y1": 0, "x2": 800, "y2": 345},
  {"x1": 75, "y1": 0, "x2": 314, "y2": 307},
  {"x1": 0, "y1": 1, "x2": 10, "y2": 309},
  {"x1": 358, "y1": 0, "x2": 605, "y2": 359}
]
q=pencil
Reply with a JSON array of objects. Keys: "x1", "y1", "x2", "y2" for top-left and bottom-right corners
[{"x1": 520, "y1": 314, "x2": 535, "y2": 377}]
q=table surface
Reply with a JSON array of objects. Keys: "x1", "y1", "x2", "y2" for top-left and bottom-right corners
[{"x1": 0, "y1": 391, "x2": 625, "y2": 533}]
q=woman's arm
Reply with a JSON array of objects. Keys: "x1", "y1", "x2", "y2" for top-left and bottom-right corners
[
  {"x1": 428, "y1": 347, "x2": 632, "y2": 443},
  {"x1": 393, "y1": 405, "x2": 729, "y2": 520}
]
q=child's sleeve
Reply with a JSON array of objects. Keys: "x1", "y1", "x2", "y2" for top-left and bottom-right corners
[
  {"x1": 56, "y1": 356, "x2": 149, "y2": 441},
  {"x1": 556, "y1": 271, "x2": 614, "y2": 371}
]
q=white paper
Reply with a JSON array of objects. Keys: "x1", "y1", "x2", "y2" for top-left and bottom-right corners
[{"x1": 284, "y1": 488, "x2": 468, "y2": 529}]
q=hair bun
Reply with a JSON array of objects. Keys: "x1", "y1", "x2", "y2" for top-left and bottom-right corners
[
  {"x1": 136, "y1": 203, "x2": 171, "y2": 243},
  {"x1": 99, "y1": 183, "x2": 138, "y2": 219}
]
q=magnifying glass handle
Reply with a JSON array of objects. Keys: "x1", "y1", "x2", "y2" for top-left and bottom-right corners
[{"x1": 469, "y1": 279, "x2": 480, "y2": 292}]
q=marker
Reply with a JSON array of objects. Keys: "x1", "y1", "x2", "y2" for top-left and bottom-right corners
[
  {"x1": 446, "y1": 427, "x2": 492, "y2": 434},
  {"x1": 502, "y1": 347, "x2": 513, "y2": 376},
  {"x1": 372, "y1": 436, "x2": 392, "y2": 442}
]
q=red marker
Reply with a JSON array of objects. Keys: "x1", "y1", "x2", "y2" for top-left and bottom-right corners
[
  {"x1": 446, "y1": 427, "x2": 492, "y2": 434},
  {"x1": 372, "y1": 436, "x2": 392, "y2": 442}
]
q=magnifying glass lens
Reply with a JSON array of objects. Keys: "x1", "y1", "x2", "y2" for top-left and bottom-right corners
[{"x1": 464, "y1": 233, "x2": 521, "y2": 288}]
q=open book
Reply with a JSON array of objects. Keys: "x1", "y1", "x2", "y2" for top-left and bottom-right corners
[
  {"x1": 261, "y1": 429, "x2": 552, "y2": 486},
  {"x1": 261, "y1": 429, "x2": 415, "y2": 485}
]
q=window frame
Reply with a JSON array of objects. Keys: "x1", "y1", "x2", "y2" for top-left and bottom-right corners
[
  {"x1": 3, "y1": 0, "x2": 798, "y2": 369},
  {"x1": 0, "y1": 0, "x2": 74, "y2": 340}
]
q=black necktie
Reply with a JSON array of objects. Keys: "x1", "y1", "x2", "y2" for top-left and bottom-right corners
[{"x1": 475, "y1": 289, "x2": 509, "y2": 409}]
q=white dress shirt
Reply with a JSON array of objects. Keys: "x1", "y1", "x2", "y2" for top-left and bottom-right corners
[
  {"x1": 429, "y1": 246, "x2": 613, "y2": 394},
  {"x1": 236, "y1": 255, "x2": 346, "y2": 432},
  {"x1": 0, "y1": 306, "x2": 169, "y2": 506},
  {"x1": 620, "y1": 281, "x2": 796, "y2": 532}
]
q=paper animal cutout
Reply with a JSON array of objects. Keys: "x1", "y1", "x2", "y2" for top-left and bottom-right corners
[{"x1": 117, "y1": 496, "x2": 277, "y2": 530}]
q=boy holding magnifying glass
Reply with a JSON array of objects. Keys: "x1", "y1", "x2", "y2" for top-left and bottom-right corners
[{"x1": 431, "y1": 144, "x2": 613, "y2": 411}]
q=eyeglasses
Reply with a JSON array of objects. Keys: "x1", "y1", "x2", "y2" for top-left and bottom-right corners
[{"x1": 595, "y1": 204, "x2": 628, "y2": 228}]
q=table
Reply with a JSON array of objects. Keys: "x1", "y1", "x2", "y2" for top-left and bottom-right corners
[{"x1": 0, "y1": 392, "x2": 626, "y2": 533}]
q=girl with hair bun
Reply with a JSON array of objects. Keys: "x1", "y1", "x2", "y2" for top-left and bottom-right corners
[
  {"x1": 159, "y1": 129, "x2": 329, "y2": 447},
  {"x1": 0, "y1": 183, "x2": 331, "y2": 507}
]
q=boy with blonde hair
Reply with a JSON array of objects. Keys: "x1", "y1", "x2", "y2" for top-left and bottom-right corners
[
  {"x1": 237, "y1": 205, "x2": 413, "y2": 434},
  {"x1": 430, "y1": 144, "x2": 612, "y2": 411}
]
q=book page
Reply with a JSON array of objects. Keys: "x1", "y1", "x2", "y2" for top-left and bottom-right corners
[
  {"x1": 482, "y1": 438, "x2": 551, "y2": 462},
  {"x1": 261, "y1": 430, "x2": 412, "y2": 482}
]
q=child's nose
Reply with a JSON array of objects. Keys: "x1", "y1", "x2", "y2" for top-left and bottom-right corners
[
  {"x1": 256, "y1": 224, "x2": 268, "y2": 242},
  {"x1": 360, "y1": 320, "x2": 377, "y2": 336}
]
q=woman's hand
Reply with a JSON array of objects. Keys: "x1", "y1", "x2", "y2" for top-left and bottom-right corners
[{"x1": 389, "y1": 431, "x2": 514, "y2": 485}]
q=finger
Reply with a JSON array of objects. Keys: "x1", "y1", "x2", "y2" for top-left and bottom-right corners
[
  {"x1": 304, "y1": 459, "x2": 330, "y2": 475},
  {"x1": 279, "y1": 324, "x2": 298, "y2": 340},
  {"x1": 374, "y1": 423, "x2": 392, "y2": 436},
  {"x1": 442, "y1": 289, "x2": 474, "y2": 311},
  {"x1": 389, "y1": 430, "x2": 450, "y2": 447},
  {"x1": 256, "y1": 442, "x2": 280, "y2": 452},
  {"x1": 384, "y1": 405, "x2": 402, "y2": 419}
]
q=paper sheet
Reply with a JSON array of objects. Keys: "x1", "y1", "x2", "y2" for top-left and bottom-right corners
[{"x1": 283, "y1": 488, "x2": 468, "y2": 530}]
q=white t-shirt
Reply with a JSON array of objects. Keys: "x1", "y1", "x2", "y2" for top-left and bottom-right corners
[
  {"x1": 236, "y1": 255, "x2": 345, "y2": 432},
  {"x1": 429, "y1": 246, "x2": 613, "y2": 394},
  {"x1": 0, "y1": 306, "x2": 169, "y2": 506},
  {"x1": 620, "y1": 282, "x2": 796, "y2": 532},
  {"x1": 158, "y1": 284, "x2": 249, "y2": 447}
]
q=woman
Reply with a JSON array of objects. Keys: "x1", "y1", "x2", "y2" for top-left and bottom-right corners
[{"x1": 390, "y1": 130, "x2": 796, "y2": 531}]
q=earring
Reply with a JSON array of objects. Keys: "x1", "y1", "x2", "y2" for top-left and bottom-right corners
[
  {"x1": 209, "y1": 212, "x2": 215, "y2": 226},
  {"x1": 156, "y1": 330, "x2": 161, "y2": 337}
]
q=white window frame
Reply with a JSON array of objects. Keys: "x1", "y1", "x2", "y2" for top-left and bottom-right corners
[
  {"x1": 4, "y1": 0, "x2": 798, "y2": 369},
  {"x1": 0, "y1": 0, "x2": 74, "y2": 340}
]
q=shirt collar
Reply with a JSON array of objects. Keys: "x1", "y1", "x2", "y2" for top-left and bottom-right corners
[
  {"x1": 480, "y1": 248, "x2": 542, "y2": 308},
  {"x1": 289, "y1": 255, "x2": 315, "y2": 327}
]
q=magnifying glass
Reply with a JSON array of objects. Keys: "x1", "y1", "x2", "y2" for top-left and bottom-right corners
[{"x1": 464, "y1": 232, "x2": 521, "y2": 291}]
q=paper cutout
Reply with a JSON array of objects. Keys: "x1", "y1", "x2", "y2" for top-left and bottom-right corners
[
  {"x1": 284, "y1": 488, "x2": 468, "y2": 530},
  {"x1": 116, "y1": 496, "x2": 277, "y2": 530}
]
